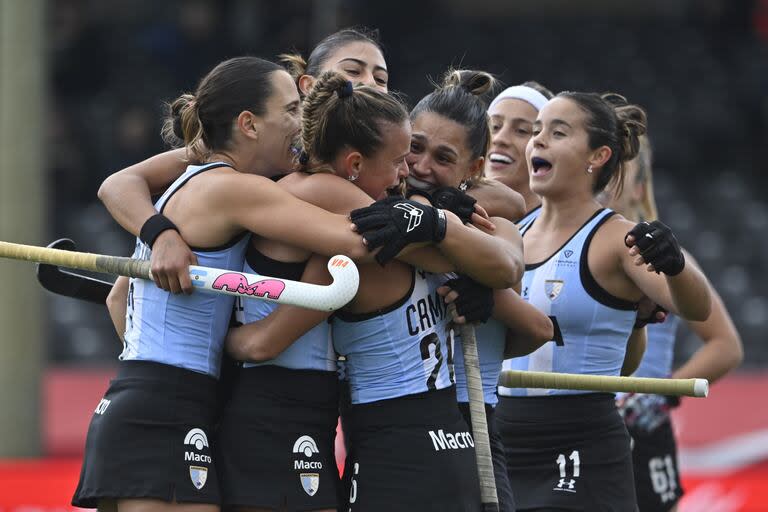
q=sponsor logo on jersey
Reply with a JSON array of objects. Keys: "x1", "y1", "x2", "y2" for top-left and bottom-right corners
[
  {"x1": 184, "y1": 428, "x2": 209, "y2": 450},
  {"x1": 300, "y1": 472, "x2": 320, "y2": 496},
  {"x1": 293, "y1": 435, "x2": 319, "y2": 457},
  {"x1": 555, "y1": 249, "x2": 578, "y2": 268},
  {"x1": 545, "y1": 279, "x2": 564, "y2": 301},
  {"x1": 293, "y1": 436, "x2": 321, "y2": 495},
  {"x1": 428, "y1": 429, "x2": 474, "y2": 451},
  {"x1": 189, "y1": 465, "x2": 208, "y2": 490},
  {"x1": 294, "y1": 460, "x2": 323, "y2": 470},
  {"x1": 293, "y1": 436, "x2": 323, "y2": 469},
  {"x1": 183, "y1": 428, "x2": 212, "y2": 466},
  {"x1": 185, "y1": 451, "x2": 212, "y2": 463}
]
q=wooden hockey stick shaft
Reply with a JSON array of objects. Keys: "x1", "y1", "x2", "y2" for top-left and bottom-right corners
[
  {"x1": 499, "y1": 370, "x2": 708, "y2": 397},
  {"x1": 451, "y1": 305, "x2": 499, "y2": 511}
]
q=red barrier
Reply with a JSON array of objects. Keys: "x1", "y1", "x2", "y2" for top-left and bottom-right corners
[
  {"x1": 679, "y1": 461, "x2": 768, "y2": 512},
  {"x1": 0, "y1": 458, "x2": 81, "y2": 510}
]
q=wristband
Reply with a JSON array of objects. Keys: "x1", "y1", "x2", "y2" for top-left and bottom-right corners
[
  {"x1": 435, "y1": 209, "x2": 447, "y2": 242},
  {"x1": 139, "y1": 213, "x2": 179, "y2": 249}
]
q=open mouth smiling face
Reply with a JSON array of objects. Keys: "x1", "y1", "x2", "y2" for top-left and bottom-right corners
[{"x1": 531, "y1": 156, "x2": 553, "y2": 177}]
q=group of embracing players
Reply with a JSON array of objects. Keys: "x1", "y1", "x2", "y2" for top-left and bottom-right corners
[{"x1": 54, "y1": 26, "x2": 742, "y2": 512}]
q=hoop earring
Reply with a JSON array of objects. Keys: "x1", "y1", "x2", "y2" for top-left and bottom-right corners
[{"x1": 587, "y1": 165, "x2": 593, "y2": 174}]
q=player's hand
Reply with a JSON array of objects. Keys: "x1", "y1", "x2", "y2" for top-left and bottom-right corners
[
  {"x1": 407, "y1": 185, "x2": 494, "y2": 231},
  {"x1": 617, "y1": 393, "x2": 678, "y2": 435},
  {"x1": 625, "y1": 221, "x2": 685, "y2": 276},
  {"x1": 430, "y1": 186, "x2": 477, "y2": 224},
  {"x1": 634, "y1": 297, "x2": 668, "y2": 329},
  {"x1": 350, "y1": 196, "x2": 447, "y2": 265},
  {"x1": 150, "y1": 230, "x2": 197, "y2": 294},
  {"x1": 469, "y1": 204, "x2": 495, "y2": 231},
  {"x1": 438, "y1": 275, "x2": 494, "y2": 324}
]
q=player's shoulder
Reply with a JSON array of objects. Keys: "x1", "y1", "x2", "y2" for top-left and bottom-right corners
[
  {"x1": 202, "y1": 169, "x2": 285, "y2": 205},
  {"x1": 598, "y1": 211, "x2": 636, "y2": 236},
  {"x1": 590, "y1": 211, "x2": 637, "y2": 255},
  {"x1": 282, "y1": 171, "x2": 370, "y2": 213}
]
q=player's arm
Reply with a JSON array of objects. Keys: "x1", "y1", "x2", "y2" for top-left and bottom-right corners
[
  {"x1": 352, "y1": 194, "x2": 522, "y2": 288},
  {"x1": 495, "y1": 287, "x2": 554, "y2": 358},
  {"x1": 287, "y1": 173, "x2": 455, "y2": 273},
  {"x1": 211, "y1": 173, "x2": 371, "y2": 262},
  {"x1": 467, "y1": 179, "x2": 526, "y2": 221},
  {"x1": 437, "y1": 216, "x2": 523, "y2": 289},
  {"x1": 226, "y1": 255, "x2": 332, "y2": 362},
  {"x1": 106, "y1": 276, "x2": 129, "y2": 342},
  {"x1": 620, "y1": 327, "x2": 647, "y2": 376},
  {"x1": 98, "y1": 148, "x2": 189, "y2": 233},
  {"x1": 98, "y1": 148, "x2": 197, "y2": 294},
  {"x1": 671, "y1": 254, "x2": 743, "y2": 382},
  {"x1": 614, "y1": 219, "x2": 711, "y2": 321}
]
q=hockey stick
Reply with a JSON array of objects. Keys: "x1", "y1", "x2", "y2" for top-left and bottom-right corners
[
  {"x1": 451, "y1": 305, "x2": 499, "y2": 512},
  {"x1": 499, "y1": 370, "x2": 708, "y2": 397},
  {"x1": 36, "y1": 239, "x2": 113, "y2": 304},
  {"x1": 0, "y1": 240, "x2": 359, "y2": 311}
]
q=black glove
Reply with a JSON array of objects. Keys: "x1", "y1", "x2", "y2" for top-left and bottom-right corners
[
  {"x1": 432, "y1": 187, "x2": 477, "y2": 224},
  {"x1": 406, "y1": 186, "x2": 477, "y2": 225},
  {"x1": 350, "y1": 196, "x2": 447, "y2": 265},
  {"x1": 445, "y1": 275, "x2": 494, "y2": 323},
  {"x1": 618, "y1": 393, "x2": 679, "y2": 435},
  {"x1": 625, "y1": 221, "x2": 685, "y2": 276}
]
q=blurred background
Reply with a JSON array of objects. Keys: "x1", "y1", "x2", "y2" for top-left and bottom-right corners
[{"x1": 0, "y1": 0, "x2": 767, "y2": 509}]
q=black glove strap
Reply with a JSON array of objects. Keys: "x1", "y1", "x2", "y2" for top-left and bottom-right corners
[{"x1": 139, "y1": 213, "x2": 179, "y2": 249}]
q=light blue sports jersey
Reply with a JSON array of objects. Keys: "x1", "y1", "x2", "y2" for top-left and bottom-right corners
[
  {"x1": 237, "y1": 251, "x2": 336, "y2": 372},
  {"x1": 453, "y1": 318, "x2": 506, "y2": 406},
  {"x1": 498, "y1": 208, "x2": 638, "y2": 396},
  {"x1": 121, "y1": 163, "x2": 249, "y2": 378},
  {"x1": 635, "y1": 314, "x2": 681, "y2": 379},
  {"x1": 516, "y1": 204, "x2": 541, "y2": 229},
  {"x1": 446, "y1": 202, "x2": 542, "y2": 406},
  {"x1": 332, "y1": 268, "x2": 455, "y2": 404}
]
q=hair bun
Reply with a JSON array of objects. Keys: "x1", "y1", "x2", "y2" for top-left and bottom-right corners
[{"x1": 442, "y1": 69, "x2": 495, "y2": 97}]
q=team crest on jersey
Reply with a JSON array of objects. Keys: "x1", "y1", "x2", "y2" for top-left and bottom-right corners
[
  {"x1": 545, "y1": 280, "x2": 565, "y2": 301},
  {"x1": 300, "y1": 472, "x2": 320, "y2": 496},
  {"x1": 189, "y1": 465, "x2": 208, "y2": 490}
]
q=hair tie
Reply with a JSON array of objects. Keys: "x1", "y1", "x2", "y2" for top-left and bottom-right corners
[
  {"x1": 337, "y1": 81, "x2": 354, "y2": 99},
  {"x1": 299, "y1": 151, "x2": 310, "y2": 165}
]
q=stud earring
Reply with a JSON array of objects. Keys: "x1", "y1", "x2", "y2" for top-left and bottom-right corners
[
  {"x1": 587, "y1": 165, "x2": 593, "y2": 174},
  {"x1": 459, "y1": 180, "x2": 469, "y2": 191},
  {"x1": 348, "y1": 175, "x2": 358, "y2": 182}
]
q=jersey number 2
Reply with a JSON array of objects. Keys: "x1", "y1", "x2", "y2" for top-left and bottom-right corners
[{"x1": 420, "y1": 332, "x2": 443, "y2": 390}]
